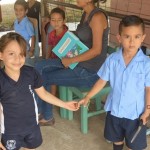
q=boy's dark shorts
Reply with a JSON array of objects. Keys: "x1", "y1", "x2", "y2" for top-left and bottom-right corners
[
  {"x1": 104, "y1": 111, "x2": 147, "y2": 150},
  {"x1": 1, "y1": 125, "x2": 43, "y2": 150}
]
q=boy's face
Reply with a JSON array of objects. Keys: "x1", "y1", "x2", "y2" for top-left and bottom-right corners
[
  {"x1": 50, "y1": 13, "x2": 65, "y2": 31},
  {"x1": 0, "y1": 41, "x2": 25, "y2": 73},
  {"x1": 14, "y1": 4, "x2": 27, "y2": 21},
  {"x1": 117, "y1": 25, "x2": 146, "y2": 53}
]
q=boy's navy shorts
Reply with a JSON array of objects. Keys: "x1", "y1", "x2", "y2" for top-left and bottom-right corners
[
  {"x1": 104, "y1": 111, "x2": 147, "y2": 150},
  {"x1": 1, "y1": 125, "x2": 43, "y2": 150}
]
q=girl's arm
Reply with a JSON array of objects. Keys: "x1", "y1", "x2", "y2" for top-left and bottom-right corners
[
  {"x1": 79, "y1": 79, "x2": 107, "y2": 106},
  {"x1": 62, "y1": 12, "x2": 108, "y2": 68},
  {"x1": 35, "y1": 87, "x2": 79, "y2": 111},
  {"x1": 140, "y1": 87, "x2": 150, "y2": 125}
]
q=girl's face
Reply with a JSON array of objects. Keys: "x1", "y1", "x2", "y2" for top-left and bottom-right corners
[
  {"x1": 50, "y1": 13, "x2": 65, "y2": 31},
  {"x1": 117, "y1": 25, "x2": 146, "y2": 53},
  {"x1": 0, "y1": 41, "x2": 25, "y2": 73},
  {"x1": 14, "y1": 4, "x2": 27, "y2": 21}
]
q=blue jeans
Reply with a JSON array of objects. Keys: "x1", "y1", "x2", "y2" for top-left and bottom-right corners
[{"x1": 35, "y1": 58, "x2": 99, "y2": 120}]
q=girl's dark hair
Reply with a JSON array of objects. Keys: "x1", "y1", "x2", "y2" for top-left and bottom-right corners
[
  {"x1": 0, "y1": 32, "x2": 26, "y2": 56},
  {"x1": 50, "y1": 7, "x2": 65, "y2": 20},
  {"x1": 119, "y1": 15, "x2": 145, "y2": 35},
  {"x1": 14, "y1": 0, "x2": 28, "y2": 10},
  {"x1": 93, "y1": 0, "x2": 107, "y2": 3}
]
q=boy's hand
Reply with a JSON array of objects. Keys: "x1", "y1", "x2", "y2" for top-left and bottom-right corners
[
  {"x1": 140, "y1": 111, "x2": 150, "y2": 125},
  {"x1": 65, "y1": 101, "x2": 79, "y2": 111},
  {"x1": 0, "y1": 142, "x2": 6, "y2": 150},
  {"x1": 78, "y1": 96, "x2": 90, "y2": 107}
]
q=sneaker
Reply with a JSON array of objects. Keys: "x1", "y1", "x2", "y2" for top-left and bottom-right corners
[{"x1": 39, "y1": 118, "x2": 55, "y2": 126}]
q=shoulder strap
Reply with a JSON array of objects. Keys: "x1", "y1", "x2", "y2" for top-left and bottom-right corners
[
  {"x1": 87, "y1": 7, "x2": 108, "y2": 23},
  {"x1": 80, "y1": 12, "x2": 86, "y2": 24}
]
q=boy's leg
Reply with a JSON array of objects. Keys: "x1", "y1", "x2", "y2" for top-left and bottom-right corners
[
  {"x1": 113, "y1": 142, "x2": 124, "y2": 150},
  {"x1": 104, "y1": 112, "x2": 125, "y2": 150},
  {"x1": 124, "y1": 119, "x2": 147, "y2": 150}
]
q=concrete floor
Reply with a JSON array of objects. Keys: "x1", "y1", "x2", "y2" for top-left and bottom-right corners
[{"x1": 36, "y1": 107, "x2": 150, "y2": 150}]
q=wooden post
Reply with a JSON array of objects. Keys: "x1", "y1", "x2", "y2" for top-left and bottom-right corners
[{"x1": 41, "y1": 0, "x2": 49, "y2": 58}]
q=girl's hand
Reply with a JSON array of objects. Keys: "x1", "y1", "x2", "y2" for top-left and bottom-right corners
[
  {"x1": 65, "y1": 101, "x2": 79, "y2": 111},
  {"x1": 78, "y1": 96, "x2": 90, "y2": 107},
  {"x1": 0, "y1": 142, "x2": 6, "y2": 150},
  {"x1": 61, "y1": 57, "x2": 72, "y2": 68},
  {"x1": 140, "y1": 111, "x2": 150, "y2": 125}
]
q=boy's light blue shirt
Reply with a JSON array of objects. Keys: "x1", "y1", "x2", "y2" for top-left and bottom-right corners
[
  {"x1": 14, "y1": 16, "x2": 34, "y2": 50},
  {"x1": 97, "y1": 48, "x2": 150, "y2": 120}
]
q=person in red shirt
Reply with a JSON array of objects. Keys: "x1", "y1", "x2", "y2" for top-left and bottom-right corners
[{"x1": 46, "y1": 7, "x2": 68, "y2": 59}]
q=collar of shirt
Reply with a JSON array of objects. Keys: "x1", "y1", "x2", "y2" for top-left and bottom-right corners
[
  {"x1": 114, "y1": 47, "x2": 146, "y2": 62},
  {"x1": 15, "y1": 16, "x2": 28, "y2": 25}
]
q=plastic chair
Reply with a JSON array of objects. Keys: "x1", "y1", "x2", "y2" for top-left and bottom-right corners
[{"x1": 59, "y1": 85, "x2": 111, "y2": 134}]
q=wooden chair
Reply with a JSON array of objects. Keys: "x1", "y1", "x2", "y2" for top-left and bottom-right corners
[
  {"x1": 58, "y1": 46, "x2": 116, "y2": 134},
  {"x1": 59, "y1": 85, "x2": 111, "y2": 134}
]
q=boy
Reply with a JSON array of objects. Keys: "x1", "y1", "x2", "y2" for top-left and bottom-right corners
[
  {"x1": 46, "y1": 7, "x2": 68, "y2": 59},
  {"x1": 79, "y1": 15, "x2": 150, "y2": 150},
  {"x1": 0, "y1": 32, "x2": 78, "y2": 150},
  {"x1": 14, "y1": 0, "x2": 35, "y2": 65}
]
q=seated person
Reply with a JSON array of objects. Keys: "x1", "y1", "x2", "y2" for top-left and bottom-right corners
[{"x1": 35, "y1": 0, "x2": 109, "y2": 125}]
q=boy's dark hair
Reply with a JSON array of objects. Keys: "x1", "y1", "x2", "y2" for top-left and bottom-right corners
[
  {"x1": 14, "y1": 0, "x2": 28, "y2": 11},
  {"x1": 0, "y1": 32, "x2": 26, "y2": 57},
  {"x1": 50, "y1": 7, "x2": 65, "y2": 20},
  {"x1": 119, "y1": 15, "x2": 145, "y2": 35}
]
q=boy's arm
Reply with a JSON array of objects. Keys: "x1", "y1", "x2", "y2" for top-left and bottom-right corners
[
  {"x1": 29, "y1": 35, "x2": 35, "y2": 57},
  {"x1": 141, "y1": 87, "x2": 150, "y2": 125},
  {"x1": 35, "y1": 86, "x2": 79, "y2": 111},
  {"x1": 79, "y1": 79, "x2": 107, "y2": 106}
]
